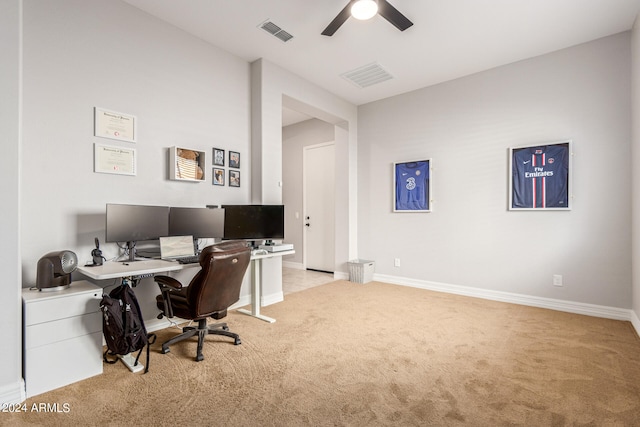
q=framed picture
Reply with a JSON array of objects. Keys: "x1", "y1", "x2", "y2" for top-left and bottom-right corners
[
  {"x1": 169, "y1": 146, "x2": 205, "y2": 182},
  {"x1": 229, "y1": 170, "x2": 240, "y2": 187},
  {"x1": 393, "y1": 159, "x2": 431, "y2": 212},
  {"x1": 509, "y1": 141, "x2": 572, "y2": 210},
  {"x1": 213, "y1": 168, "x2": 225, "y2": 186},
  {"x1": 229, "y1": 151, "x2": 240, "y2": 169},
  {"x1": 213, "y1": 148, "x2": 225, "y2": 166}
]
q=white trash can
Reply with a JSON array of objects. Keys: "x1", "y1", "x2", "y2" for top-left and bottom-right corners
[{"x1": 348, "y1": 259, "x2": 375, "y2": 284}]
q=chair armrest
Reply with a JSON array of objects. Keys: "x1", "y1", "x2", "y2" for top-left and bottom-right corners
[
  {"x1": 154, "y1": 275, "x2": 182, "y2": 319},
  {"x1": 155, "y1": 275, "x2": 182, "y2": 290}
]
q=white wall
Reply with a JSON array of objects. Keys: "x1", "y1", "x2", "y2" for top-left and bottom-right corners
[
  {"x1": 632, "y1": 16, "x2": 640, "y2": 326},
  {"x1": 282, "y1": 119, "x2": 336, "y2": 266},
  {"x1": 0, "y1": 0, "x2": 24, "y2": 405},
  {"x1": 251, "y1": 59, "x2": 358, "y2": 275},
  {"x1": 20, "y1": 0, "x2": 251, "y2": 317},
  {"x1": 358, "y1": 33, "x2": 632, "y2": 309}
]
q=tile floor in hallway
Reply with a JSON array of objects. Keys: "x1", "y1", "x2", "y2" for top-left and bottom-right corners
[{"x1": 282, "y1": 267, "x2": 336, "y2": 295}]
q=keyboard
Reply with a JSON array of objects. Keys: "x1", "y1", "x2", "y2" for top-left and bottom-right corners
[{"x1": 176, "y1": 255, "x2": 200, "y2": 264}]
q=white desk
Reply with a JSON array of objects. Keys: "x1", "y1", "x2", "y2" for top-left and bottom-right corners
[
  {"x1": 78, "y1": 252, "x2": 295, "y2": 322},
  {"x1": 76, "y1": 250, "x2": 294, "y2": 369},
  {"x1": 238, "y1": 249, "x2": 295, "y2": 323}
]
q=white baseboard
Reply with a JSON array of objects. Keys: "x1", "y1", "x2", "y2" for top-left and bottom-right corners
[
  {"x1": 262, "y1": 291, "x2": 284, "y2": 307},
  {"x1": 631, "y1": 310, "x2": 640, "y2": 337},
  {"x1": 374, "y1": 273, "x2": 636, "y2": 323},
  {"x1": 334, "y1": 271, "x2": 349, "y2": 281},
  {"x1": 0, "y1": 378, "x2": 25, "y2": 404},
  {"x1": 229, "y1": 291, "x2": 283, "y2": 310},
  {"x1": 231, "y1": 295, "x2": 251, "y2": 310},
  {"x1": 282, "y1": 261, "x2": 304, "y2": 270}
]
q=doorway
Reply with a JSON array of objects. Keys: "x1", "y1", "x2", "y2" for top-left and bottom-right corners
[{"x1": 303, "y1": 142, "x2": 335, "y2": 273}]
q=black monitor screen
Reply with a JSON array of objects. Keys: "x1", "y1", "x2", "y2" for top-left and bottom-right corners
[
  {"x1": 222, "y1": 205, "x2": 284, "y2": 241},
  {"x1": 169, "y1": 207, "x2": 225, "y2": 238},
  {"x1": 105, "y1": 203, "x2": 170, "y2": 243}
]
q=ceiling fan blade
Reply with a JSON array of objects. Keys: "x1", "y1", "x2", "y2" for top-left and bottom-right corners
[
  {"x1": 378, "y1": 0, "x2": 413, "y2": 31},
  {"x1": 321, "y1": 1, "x2": 355, "y2": 36}
]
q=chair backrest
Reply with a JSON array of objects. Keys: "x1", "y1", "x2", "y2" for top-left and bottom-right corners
[{"x1": 185, "y1": 241, "x2": 251, "y2": 319}]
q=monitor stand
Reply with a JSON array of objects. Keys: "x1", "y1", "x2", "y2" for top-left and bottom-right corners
[{"x1": 120, "y1": 241, "x2": 144, "y2": 262}]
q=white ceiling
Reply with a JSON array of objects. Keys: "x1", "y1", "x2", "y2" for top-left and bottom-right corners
[{"x1": 122, "y1": 0, "x2": 640, "y2": 108}]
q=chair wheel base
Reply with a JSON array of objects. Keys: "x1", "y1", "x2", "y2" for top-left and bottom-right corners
[
  {"x1": 161, "y1": 346, "x2": 170, "y2": 354},
  {"x1": 234, "y1": 338, "x2": 242, "y2": 345}
]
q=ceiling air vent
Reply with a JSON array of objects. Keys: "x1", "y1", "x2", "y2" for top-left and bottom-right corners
[
  {"x1": 259, "y1": 20, "x2": 294, "y2": 42},
  {"x1": 341, "y1": 62, "x2": 393, "y2": 88}
]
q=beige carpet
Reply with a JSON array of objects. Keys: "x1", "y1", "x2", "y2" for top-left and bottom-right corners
[{"x1": 6, "y1": 280, "x2": 640, "y2": 426}]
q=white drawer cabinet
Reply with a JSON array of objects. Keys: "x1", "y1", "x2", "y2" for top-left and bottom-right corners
[{"x1": 22, "y1": 281, "x2": 103, "y2": 398}]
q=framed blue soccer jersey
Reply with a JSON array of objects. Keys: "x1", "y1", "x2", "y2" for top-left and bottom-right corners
[
  {"x1": 394, "y1": 160, "x2": 431, "y2": 212},
  {"x1": 510, "y1": 142, "x2": 571, "y2": 209}
]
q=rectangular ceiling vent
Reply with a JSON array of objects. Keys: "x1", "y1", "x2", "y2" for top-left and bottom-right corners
[
  {"x1": 341, "y1": 62, "x2": 394, "y2": 88},
  {"x1": 259, "y1": 20, "x2": 294, "y2": 42}
]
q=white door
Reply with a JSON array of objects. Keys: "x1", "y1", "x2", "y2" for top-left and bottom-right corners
[{"x1": 303, "y1": 143, "x2": 335, "y2": 272}]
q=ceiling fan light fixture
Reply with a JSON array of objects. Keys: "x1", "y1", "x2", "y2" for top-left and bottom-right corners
[{"x1": 351, "y1": 0, "x2": 378, "y2": 21}]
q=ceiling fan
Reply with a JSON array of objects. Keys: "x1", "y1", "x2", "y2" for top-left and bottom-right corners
[{"x1": 322, "y1": 0, "x2": 413, "y2": 36}]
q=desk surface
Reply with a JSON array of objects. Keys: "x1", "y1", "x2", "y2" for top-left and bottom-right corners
[
  {"x1": 77, "y1": 250, "x2": 295, "y2": 281},
  {"x1": 250, "y1": 249, "x2": 295, "y2": 260},
  {"x1": 77, "y1": 259, "x2": 189, "y2": 280}
]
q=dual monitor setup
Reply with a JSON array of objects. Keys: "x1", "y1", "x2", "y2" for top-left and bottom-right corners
[{"x1": 105, "y1": 203, "x2": 285, "y2": 262}]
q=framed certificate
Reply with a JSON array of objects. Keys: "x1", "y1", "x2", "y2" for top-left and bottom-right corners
[
  {"x1": 94, "y1": 144, "x2": 136, "y2": 176},
  {"x1": 94, "y1": 107, "x2": 137, "y2": 143}
]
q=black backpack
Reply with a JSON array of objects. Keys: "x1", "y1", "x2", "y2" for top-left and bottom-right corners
[{"x1": 100, "y1": 283, "x2": 156, "y2": 373}]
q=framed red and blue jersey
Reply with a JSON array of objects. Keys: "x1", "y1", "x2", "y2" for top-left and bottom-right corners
[
  {"x1": 394, "y1": 159, "x2": 431, "y2": 212},
  {"x1": 509, "y1": 141, "x2": 572, "y2": 210}
]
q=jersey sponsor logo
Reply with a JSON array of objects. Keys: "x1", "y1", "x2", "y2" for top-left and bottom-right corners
[
  {"x1": 406, "y1": 177, "x2": 416, "y2": 190},
  {"x1": 525, "y1": 170, "x2": 554, "y2": 178}
]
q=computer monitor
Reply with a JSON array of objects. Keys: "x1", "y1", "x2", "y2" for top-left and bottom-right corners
[
  {"x1": 169, "y1": 207, "x2": 225, "y2": 239},
  {"x1": 222, "y1": 205, "x2": 285, "y2": 245},
  {"x1": 105, "y1": 203, "x2": 170, "y2": 261}
]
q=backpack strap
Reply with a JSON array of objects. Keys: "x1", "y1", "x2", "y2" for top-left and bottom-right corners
[
  {"x1": 103, "y1": 349, "x2": 119, "y2": 365},
  {"x1": 128, "y1": 286, "x2": 153, "y2": 374}
]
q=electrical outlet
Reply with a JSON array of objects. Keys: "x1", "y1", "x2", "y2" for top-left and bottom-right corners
[
  {"x1": 394, "y1": 258, "x2": 401, "y2": 267},
  {"x1": 553, "y1": 274, "x2": 563, "y2": 287}
]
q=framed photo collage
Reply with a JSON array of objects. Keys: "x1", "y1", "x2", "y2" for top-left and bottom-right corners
[{"x1": 212, "y1": 148, "x2": 241, "y2": 188}]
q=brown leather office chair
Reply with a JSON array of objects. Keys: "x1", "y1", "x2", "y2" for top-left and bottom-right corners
[{"x1": 154, "y1": 240, "x2": 251, "y2": 361}]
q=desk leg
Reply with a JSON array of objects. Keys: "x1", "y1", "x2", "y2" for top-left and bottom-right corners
[
  {"x1": 237, "y1": 257, "x2": 276, "y2": 323},
  {"x1": 118, "y1": 354, "x2": 144, "y2": 373}
]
